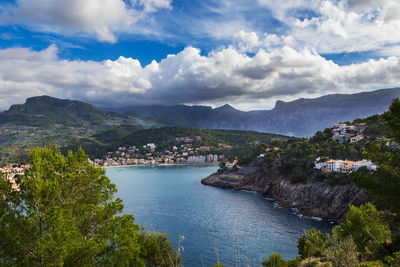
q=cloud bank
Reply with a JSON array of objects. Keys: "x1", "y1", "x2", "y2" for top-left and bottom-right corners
[
  {"x1": 1, "y1": 0, "x2": 400, "y2": 55},
  {"x1": 0, "y1": 44, "x2": 399, "y2": 110},
  {"x1": 0, "y1": 0, "x2": 172, "y2": 43},
  {"x1": 0, "y1": 0, "x2": 400, "y2": 110}
]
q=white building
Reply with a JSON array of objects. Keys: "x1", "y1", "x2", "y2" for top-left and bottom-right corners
[
  {"x1": 315, "y1": 161, "x2": 327, "y2": 169},
  {"x1": 187, "y1": 156, "x2": 206, "y2": 163},
  {"x1": 146, "y1": 143, "x2": 156, "y2": 152},
  {"x1": 334, "y1": 123, "x2": 347, "y2": 131},
  {"x1": 350, "y1": 135, "x2": 364, "y2": 143},
  {"x1": 332, "y1": 160, "x2": 343, "y2": 172},
  {"x1": 213, "y1": 154, "x2": 219, "y2": 162},
  {"x1": 353, "y1": 160, "x2": 377, "y2": 171}
]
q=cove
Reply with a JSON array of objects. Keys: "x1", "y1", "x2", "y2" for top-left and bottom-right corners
[{"x1": 107, "y1": 165, "x2": 333, "y2": 266}]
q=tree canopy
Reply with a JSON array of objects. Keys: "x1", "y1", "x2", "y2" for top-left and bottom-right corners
[
  {"x1": 0, "y1": 146, "x2": 180, "y2": 266},
  {"x1": 351, "y1": 98, "x2": 400, "y2": 222}
]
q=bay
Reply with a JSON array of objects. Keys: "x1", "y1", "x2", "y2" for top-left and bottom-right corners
[{"x1": 107, "y1": 165, "x2": 333, "y2": 266}]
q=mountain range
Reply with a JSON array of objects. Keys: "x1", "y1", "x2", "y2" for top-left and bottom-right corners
[
  {"x1": 110, "y1": 87, "x2": 400, "y2": 136},
  {"x1": 1, "y1": 87, "x2": 399, "y2": 162},
  {"x1": 0, "y1": 96, "x2": 178, "y2": 162}
]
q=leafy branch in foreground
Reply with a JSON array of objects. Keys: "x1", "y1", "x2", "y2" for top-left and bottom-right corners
[{"x1": 0, "y1": 146, "x2": 181, "y2": 266}]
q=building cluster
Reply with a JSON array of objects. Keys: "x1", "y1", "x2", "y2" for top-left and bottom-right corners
[
  {"x1": 258, "y1": 146, "x2": 280, "y2": 159},
  {"x1": 332, "y1": 123, "x2": 367, "y2": 144},
  {"x1": 90, "y1": 136, "x2": 225, "y2": 167},
  {"x1": 175, "y1": 136, "x2": 202, "y2": 143},
  {"x1": 0, "y1": 164, "x2": 28, "y2": 191},
  {"x1": 315, "y1": 157, "x2": 377, "y2": 173}
]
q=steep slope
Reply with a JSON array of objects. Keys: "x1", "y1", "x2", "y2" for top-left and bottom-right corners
[
  {"x1": 201, "y1": 112, "x2": 390, "y2": 222},
  {"x1": 111, "y1": 88, "x2": 400, "y2": 136},
  {"x1": 0, "y1": 95, "x2": 175, "y2": 128},
  {"x1": 0, "y1": 96, "x2": 179, "y2": 163}
]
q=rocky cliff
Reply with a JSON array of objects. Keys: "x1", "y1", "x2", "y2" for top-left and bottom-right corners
[
  {"x1": 201, "y1": 167, "x2": 367, "y2": 222},
  {"x1": 111, "y1": 87, "x2": 400, "y2": 136}
]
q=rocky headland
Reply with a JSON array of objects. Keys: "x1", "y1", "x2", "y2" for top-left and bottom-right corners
[{"x1": 201, "y1": 167, "x2": 367, "y2": 222}]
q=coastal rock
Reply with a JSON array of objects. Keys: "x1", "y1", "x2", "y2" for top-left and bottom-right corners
[{"x1": 201, "y1": 168, "x2": 367, "y2": 222}]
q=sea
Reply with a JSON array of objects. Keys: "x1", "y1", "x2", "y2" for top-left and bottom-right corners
[{"x1": 106, "y1": 165, "x2": 334, "y2": 266}]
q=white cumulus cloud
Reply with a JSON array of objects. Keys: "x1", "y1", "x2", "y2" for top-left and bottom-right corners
[
  {"x1": 0, "y1": 44, "x2": 400, "y2": 110},
  {"x1": 0, "y1": 0, "x2": 172, "y2": 43},
  {"x1": 258, "y1": 0, "x2": 400, "y2": 55}
]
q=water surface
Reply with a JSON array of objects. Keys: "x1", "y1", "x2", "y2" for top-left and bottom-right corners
[{"x1": 107, "y1": 165, "x2": 333, "y2": 266}]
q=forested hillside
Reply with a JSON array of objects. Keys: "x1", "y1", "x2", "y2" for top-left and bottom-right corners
[{"x1": 0, "y1": 96, "x2": 178, "y2": 163}]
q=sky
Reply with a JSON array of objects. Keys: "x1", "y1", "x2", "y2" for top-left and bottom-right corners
[{"x1": 0, "y1": 0, "x2": 400, "y2": 111}]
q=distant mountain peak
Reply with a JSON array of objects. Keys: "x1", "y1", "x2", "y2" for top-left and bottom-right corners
[
  {"x1": 26, "y1": 95, "x2": 53, "y2": 102},
  {"x1": 215, "y1": 104, "x2": 237, "y2": 111},
  {"x1": 274, "y1": 100, "x2": 286, "y2": 109}
]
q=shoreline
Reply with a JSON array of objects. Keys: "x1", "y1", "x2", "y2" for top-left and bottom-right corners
[
  {"x1": 201, "y1": 170, "x2": 366, "y2": 222},
  {"x1": 103, "y1": 162, "x2": 219, "y2": 169}
]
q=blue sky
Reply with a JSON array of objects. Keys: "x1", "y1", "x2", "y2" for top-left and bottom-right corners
[{"x1": 0, "y1": 0, "x2": 400, "y2": 110}]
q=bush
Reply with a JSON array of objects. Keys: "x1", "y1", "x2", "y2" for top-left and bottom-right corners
[
  {"x1": 262, "y1": 253, "x2": 288, "y2": 267},
  {"x1": 335, "y1": 203, "x2": 391, "y2": 260},
  {"x1": 287, "y1": 257, "x2": 301, "y2": 267},
  {"x1": 325, "y1": 236, "x2": 359, "y2": 267},
  {"x1": 298, "y1": 228, "x2": 330, "y2": 259}
]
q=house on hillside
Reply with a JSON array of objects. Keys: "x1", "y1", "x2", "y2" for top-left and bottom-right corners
[
  {"x1": 315, "y1": 158, "x2": 377, "y2": 173},
  {"x1": 354, "y1": 123, "x2": 368, "y2": 133},
  {"x1": 350, "y1": 135, "x2": 364, "y2": 143}
]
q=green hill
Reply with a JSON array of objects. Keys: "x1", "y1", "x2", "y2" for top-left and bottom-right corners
[{"x1": 0, "y1": 96, "x2": 181, "y2": 163}]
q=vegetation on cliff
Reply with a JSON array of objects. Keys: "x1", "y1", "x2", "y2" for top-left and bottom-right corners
[
  {"x1": 0, "y1": 96, "x2": 176, "y2": 163},
  {"x1": 260, "y1": 98, "x2": 400, "y2": 266},
  {"x1": 238, "y1": 105, "x2": 387, "y2": 185},
  {"x1": 0, "y1": 96, "x2": 287, "y2": 164},
  {"x1": 351, "y1": 98, "x2": 400, "y2": 224}
]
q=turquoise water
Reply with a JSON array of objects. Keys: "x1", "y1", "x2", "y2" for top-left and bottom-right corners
[{"x1": 107, "y1": 165, "x2": 333, "y2": 266}]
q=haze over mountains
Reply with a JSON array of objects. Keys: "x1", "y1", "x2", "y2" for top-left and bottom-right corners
[
  {"x1": 0, "y1": 96, "x2": 178, "y2": 162},
  {"x1": 110, "y1": 88, "x2": 400, "y2": 136},
  {"x1": 1, "y1": 87, "x2": 399, "y2": 139},
  {"x1": 0, "y1": 87, "x2": 399, "y2": 162}
]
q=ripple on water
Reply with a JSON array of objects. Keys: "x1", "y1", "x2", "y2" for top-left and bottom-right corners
[{"x1": 107, "y1": 166, "x2": 334, "y2": 267}]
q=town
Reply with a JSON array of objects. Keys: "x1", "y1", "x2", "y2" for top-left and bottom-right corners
[
  {"x1": 0, "y1": 164, "x2": 27, "y2": 191},
  {"x1": 89, "y1": 136, "x2": 226, "y2": 167},
  {"x1": 332, "y1": 122, "x2": 367, "y2": 144},
  {"x1": 314, "y1": 157, "x2": 377, "y2": 173}
]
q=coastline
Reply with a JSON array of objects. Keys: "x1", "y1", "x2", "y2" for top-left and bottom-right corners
[
  {"x1": 103, "y1": 162, "x2": 219, "y2": 169},
  {"x1": 201, "y1": 169, "x2": 366, "y2": 222}
]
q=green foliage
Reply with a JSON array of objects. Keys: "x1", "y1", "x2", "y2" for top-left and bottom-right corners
[
  {"x1": 0, "y1": 146, "x2": 180, "y2": 266},
  {"x1": 239, "y1": 109, "x2": 387, "y2": 184},
  {"x1": 351, "y1": 98, "x2": 400, "y2": 223},
  {"x1": 383, "y1": 98, "x2": 400, "y2": 142},
  {"x1": 255, "y1": 129, "x2": 365, "y2": 183},
  {"x1": 298, "y1": 228, "x2": 330, "y2": 259},
  {"x1": 121, "y1": 127, "x2": 286, "y2": 157},
  {"x1": 355, "y1": 114, "x2": 386, "y2": 139},
  {"x1": 287, "y1": 257, "x2": 301, "y2": 267},
  {"x1": 214, "y1": 262, "x2": 223, "y2": 267},
  {"x1": 0, "y1": 96, "x2": 178, "y2": 163},
  {"x1": 335, "y1": 203, "x2": 391, "y2": 260},
  {"x1": 138, "y1": 229, "x2": 181, "y2": 267},
  {"x1": 217, "y1": 161, "x2": 229, "y2": 174},
  {"x1": 293, "y1": 203, "x2": 394, "y2": 265},
  {"x1": 262, "y1": 253, "x2": 288, "y2": 267},
  {"x1": 238, "y1": 144, "x2": 267, "y2": 165},
  {"x1": 359, "y1": 261, "x2": 386, "y2": 267},
  {"x1": 3, "y1": 95, "x2": 108, "y2": 126},
  {"x1": 92, "y1": 125, "x2": 141, "y2": 143},
  {"x1": 325, "y1": 236, "x2": 359, "y2": 267},
  {"x1": 385, "y1": 251, "x2": 400, "y2": 266}
]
